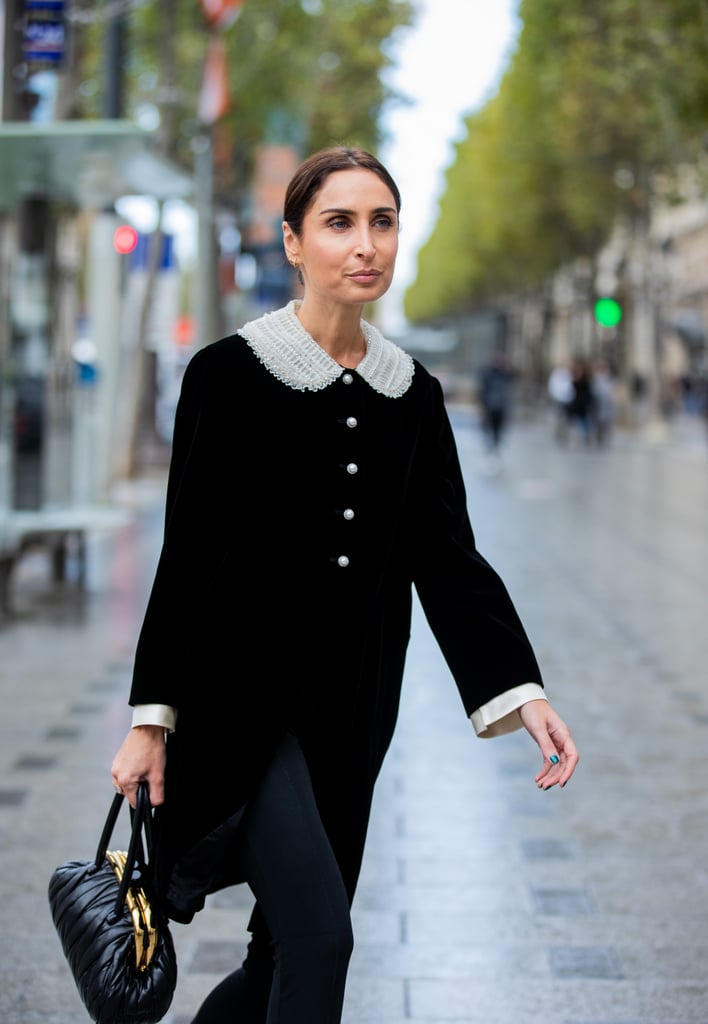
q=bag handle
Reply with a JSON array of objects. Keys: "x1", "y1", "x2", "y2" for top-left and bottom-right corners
[{"x1": 92, "y1": 782, "x2": 154, "y2": 918}]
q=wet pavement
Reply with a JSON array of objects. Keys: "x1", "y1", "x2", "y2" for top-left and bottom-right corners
[{"x1": 1, "y1": 411, "x2": 707, "y2": 1024}]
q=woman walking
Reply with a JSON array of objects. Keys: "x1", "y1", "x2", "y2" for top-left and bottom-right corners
[{"x1": 112, "y1": 146, "x2": 579, "y2": 1023}]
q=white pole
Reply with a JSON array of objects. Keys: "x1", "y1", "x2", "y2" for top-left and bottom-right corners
[{"x1": 84, "y1": 212, "x2": 123, "y2": 501}]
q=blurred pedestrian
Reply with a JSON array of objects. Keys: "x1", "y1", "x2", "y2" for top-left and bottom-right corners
[
  {"x1": 547, "y1": 361, "x2": 573, "y2": 442},
  {"x1": 112, "y1": 146, "x2": 579, "y2": 1024},
  {"x1": 567, "y1": 356, "x2": 596, "y2": 443},
  {"x1": 478, "y1": 351, "x2": 513, "y2": 457},
  {"x1": 591, "y1": 359, "x2": 615, "y2": 445}
]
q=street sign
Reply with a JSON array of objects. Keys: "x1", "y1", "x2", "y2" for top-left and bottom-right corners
[{"x1": 23, "y1": 1, "x2": 66, "y2": 70}]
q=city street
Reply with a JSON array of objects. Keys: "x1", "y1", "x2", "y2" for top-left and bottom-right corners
[{"x1": 1, "y1": 411, "x2": 707, "y2": 1024}]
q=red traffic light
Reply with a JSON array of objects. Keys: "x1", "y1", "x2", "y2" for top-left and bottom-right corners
[{"x1": 113, "y1": 225, "x2": 139, "y2": 255}]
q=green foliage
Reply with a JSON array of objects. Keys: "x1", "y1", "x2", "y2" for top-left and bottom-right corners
[
  {"x1": 75, "y1": 0, "x2": 414, "y2": 204},
  {"x1": 405, "y1": 0, "x2": 708, "y2": 323}
]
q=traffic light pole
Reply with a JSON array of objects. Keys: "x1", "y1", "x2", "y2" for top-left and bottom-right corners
[
  {"x1": 1, "y1": 1, "x2": 25, "y2": 519},
  {"x1": 104, "y1": 12, "x2": 126, "y2": 119},
  {"x1": 194, "y1": 130, "x2": 217, "y2": 349},
  {"x1": 2, "y1": 0, "x2": 28, "y2": 120}
]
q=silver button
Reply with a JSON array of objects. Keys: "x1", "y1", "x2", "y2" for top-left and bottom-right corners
[
  {"x1": 346, "y1": 416, "x2": 358, "y2": 429},
  {"x1": 343, "y1": 508, "x2": 355, "y2": 520},
  {"x1": 337, "y1": 555, "x2": 350, "y2": 568},
  {"x1": 346, "y1": 463, "x2": 358, "y2": 475},
  {"x1": 342, "y1": 373, "x2": 354, "y2": 385}
]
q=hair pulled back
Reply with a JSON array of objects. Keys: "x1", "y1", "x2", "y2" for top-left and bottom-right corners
[{"x1": 283, "y1": 146, "x2": 401, "y2": 238}]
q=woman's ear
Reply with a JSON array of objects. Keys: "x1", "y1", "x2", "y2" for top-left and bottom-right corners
[{"x1": 282, "y1": 221, "x2": 300, "y2": 266}]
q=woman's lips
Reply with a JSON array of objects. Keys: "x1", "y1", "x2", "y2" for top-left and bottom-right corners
[{"x1": 348, "y1": 270, "x2": 381, "y2": 281}]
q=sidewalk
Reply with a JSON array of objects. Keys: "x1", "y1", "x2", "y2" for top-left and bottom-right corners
[{"x1": 1, "y1": 416, "x2": 707, "y2": 1024}]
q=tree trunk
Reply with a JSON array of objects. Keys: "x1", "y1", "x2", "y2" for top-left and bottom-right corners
[{"x1": 126, "y1": 0, "x2": 180, "y2": 475}]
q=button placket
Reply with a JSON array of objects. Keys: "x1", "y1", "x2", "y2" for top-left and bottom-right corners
[{"x1": 330, "y1": 372, "x2": 362, "y2": 570}]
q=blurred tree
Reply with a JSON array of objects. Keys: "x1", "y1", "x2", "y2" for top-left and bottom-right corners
[
  {"x1": 406, "y1": 0, "x2": 708, "y2": 323},
  {"x1": 76, "y1": 0, "x2": 414, "y2": 203}
]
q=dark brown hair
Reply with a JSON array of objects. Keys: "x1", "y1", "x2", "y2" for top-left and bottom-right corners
[{"x1": 283, "y1": 146, "x2": 401, "y2": 237}]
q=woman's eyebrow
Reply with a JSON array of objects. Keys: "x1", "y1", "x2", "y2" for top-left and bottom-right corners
[{"x1": 317, "y1": 206, "x2": 397, "y2": 216}]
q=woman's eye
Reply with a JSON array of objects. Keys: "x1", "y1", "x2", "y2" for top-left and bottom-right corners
[
  {"x1": 329, "y1": 218, "x2": 349, "y2": 230},
  {"x1": 374, "y1": 216, "x2": 394, "y2": 229}
]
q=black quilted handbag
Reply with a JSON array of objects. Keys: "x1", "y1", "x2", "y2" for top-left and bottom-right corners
[{"x1": 48, "y1": 781, "x2": 177, "y2": 1024}]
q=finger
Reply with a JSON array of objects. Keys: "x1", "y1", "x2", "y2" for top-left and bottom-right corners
[
  {"x1": 119, "y1": 779, "x2": 140, "y2": 809},
  {"x1": 539, "y1": 744, "x2": 580, "y2": 790},
  {"x1": 119, "y1": 776, "x2": 164, "y2": 808},
  {"x1": 558, "y1": 746, "x2": 580, "y2": 788},
  {"x1": 148, "y1": 778, "x2": 165, "y2": 807},
  {"x1": 535, "y1": 751, "x2": 561, "y2": 786}
]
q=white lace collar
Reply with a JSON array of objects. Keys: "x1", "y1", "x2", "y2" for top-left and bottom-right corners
[{"x1": 238, "y1": 301, "x2": 414, "y2": 398}]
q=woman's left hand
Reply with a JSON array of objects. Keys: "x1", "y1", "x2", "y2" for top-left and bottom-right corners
[{"x1": 519, "y1": 699, "x2": 579, "y2": 790}]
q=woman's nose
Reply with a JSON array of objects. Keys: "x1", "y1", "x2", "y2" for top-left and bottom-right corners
[{"x1": 355, "y1": 229, "x2": 375, "y2": 258}]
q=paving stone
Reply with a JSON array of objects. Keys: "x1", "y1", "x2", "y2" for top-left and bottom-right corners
[
  {"x1": 522, "y1": 837, "x2": 578, "y2": 860},
  {"x1": 506, "y1": 794, "x2": 558, "y2": 817},
  {"x1": 87, "y1": 678, "x2": 123, "y2": 692},
  {"x1": 45, "y1": 727, "x2": 82, "y2": 741},
  {"x1": 188, "y1": 939, "x2": 246, "y2": 974},
  {"x1": 0, "y1": 790, "x2": 28, "y2": 807},
  {"x1": 532, "y1": 886, "x2": 595, "y2": 915},
  {"x1": 13, "y1": 754, "x2": 58, "y2": 771},
  {"x1": 549, "y1": 946, "x2": 625, "y2": 980}
]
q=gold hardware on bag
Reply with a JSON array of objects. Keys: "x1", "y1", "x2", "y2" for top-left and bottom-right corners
[{"x1": 105, "y1": 851, "x2": 158, "y2": 971}]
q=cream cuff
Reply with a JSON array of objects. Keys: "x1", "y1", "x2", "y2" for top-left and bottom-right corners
[
  {"x1": 470, "y1": 683, "x2": 547, "y2": 738},
  {"x1": 133, "y1": 685, "x2": 547, "y2": 741},
  {"x1": 131, "y1": 704, "x2": 178, "y2": 732}
]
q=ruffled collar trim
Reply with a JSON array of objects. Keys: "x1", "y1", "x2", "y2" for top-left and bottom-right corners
[{"x1": 238, "y1": 301, "x2": 414, "y2": 398}]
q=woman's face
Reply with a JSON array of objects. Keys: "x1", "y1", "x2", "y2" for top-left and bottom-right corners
[{"x1": 283, "y1": 167, "x2": 399, "y2": 308}]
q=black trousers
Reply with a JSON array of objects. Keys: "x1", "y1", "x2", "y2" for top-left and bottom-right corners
[{"x1": 191, "y1": 732, "x2": 354, "y2": 1024}]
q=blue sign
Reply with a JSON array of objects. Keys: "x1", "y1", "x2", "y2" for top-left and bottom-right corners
[
  {"x1": 23, "y1": 1, "x2": 66, "y2": 69},
  {"x1": 76, "y1": 361, "x2": 98, "y2": 387}
]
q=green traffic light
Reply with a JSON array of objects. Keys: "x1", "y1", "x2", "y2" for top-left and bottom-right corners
[{"x1": 594, "y1": 297, "x2": 622, "y2": 328}]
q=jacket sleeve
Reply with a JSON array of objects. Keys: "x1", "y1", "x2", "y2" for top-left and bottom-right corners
[
  {"x1": 411, "y1": 375, "x2": 543, "y2": 717},
  {"x1": 129, "y1": 345, "x2": 235, "y2": 709}
]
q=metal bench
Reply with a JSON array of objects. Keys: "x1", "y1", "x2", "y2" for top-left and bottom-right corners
[{"x1": 0, "y1": 506, "x2": 130, "y2": 618}]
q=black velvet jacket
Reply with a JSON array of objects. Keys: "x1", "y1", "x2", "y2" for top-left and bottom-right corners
[{"x1": 130, "y1": 324, "x2": 542, "y2": 921}]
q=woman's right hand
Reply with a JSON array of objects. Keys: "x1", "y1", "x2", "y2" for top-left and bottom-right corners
[{"x1": 112, "y1": 725, "x2": 167, "y2": 808}]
